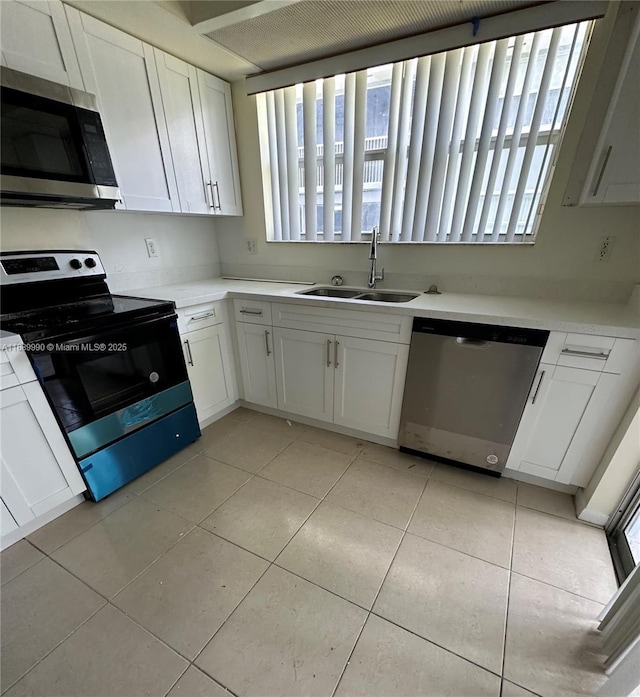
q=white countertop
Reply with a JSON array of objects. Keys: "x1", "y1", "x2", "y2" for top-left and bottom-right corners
[
  {"x1": 0, "y1": 330, "x2": 22, "y2": 349},
  {"x1": 126, "y1": 278, "x2": 640, "y2": 339}
]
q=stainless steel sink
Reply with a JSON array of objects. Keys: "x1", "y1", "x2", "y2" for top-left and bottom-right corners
[
  {"x1": 298, "y1": 287, "x2": 418, "y2": 303},
  {"x1": 299, "y1": 287, "x2": 363, "y2": 298},
  {"x1": 355, "y1": 291, "x2": 419, "y2": 303}
]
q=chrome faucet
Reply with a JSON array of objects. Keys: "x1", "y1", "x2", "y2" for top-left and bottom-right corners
[{"x1": 368, "y1": 226, "x2": 385, "y2": 289}]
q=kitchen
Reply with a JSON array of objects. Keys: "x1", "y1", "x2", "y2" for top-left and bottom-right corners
[{"x1": 1, "y1": 1, "x2": 640, "y2": 696}]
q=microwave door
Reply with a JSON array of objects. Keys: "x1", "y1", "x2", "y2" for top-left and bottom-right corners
[
  {"x1": 1, "y1": 87, "x2": 91, "y2": 187},
  {"x1": 0, "y1": 79, "x2": 119, "y2": 207}
]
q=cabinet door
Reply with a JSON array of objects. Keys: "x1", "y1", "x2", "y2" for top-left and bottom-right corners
[
  {"x1": 66, "y1": 9, "x2": 179, "y2": 212},
  {"x1": 582, "y1": 15, "x2": 640, "y2": 205},
  {"x1": 273, "y1": 328, "x2": 333, "y2": 423},
  {"x1": 183, "y1": 324, "x2": 234, "y2": 422},
  {"x1": 506, "y1": 364, "x2": 600, "y2": 480},
  {"x1": 1, "y1": 499, "x2": 18, "y2": 537},
  {"x1": 155, "y1": 50, "x2": 212, "y2": 215},
  {"x1": 0, "y1": 385, "x2": 76, "y2": 524},
  {"x1": 196, "y1": 70, "x2": 243, "y2": 216},
  {"x1": 236, "y1": 322, "x2": 277, "y2": 408},
  {"x1": 334, "y1": 336, "x2": 409, "y2": 439},
  {"x1": 1, "y1": 0, "x2": 84, "y2": 89}
]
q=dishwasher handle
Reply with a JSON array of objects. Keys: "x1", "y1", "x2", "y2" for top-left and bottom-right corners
[{"x1": 455, "y1": 337, "x2": 490, "y2": 348}]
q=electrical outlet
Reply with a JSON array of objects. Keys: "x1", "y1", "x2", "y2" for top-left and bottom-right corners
[
  {"x1": 597, "y1": 236, "x2": 615, "y2": 262},
  {"x1": 145, "y1": 238, "x2": 159, "y2": 258},
  {"x1": 246, "y1": 238, "x2": 258, "y2": 254}
]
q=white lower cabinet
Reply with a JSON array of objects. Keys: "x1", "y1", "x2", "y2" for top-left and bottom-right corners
[
  {"x1": 334, "y1": 336, "x2": 409, "y2": 438},
  {"x1": 1, "y1": 382, "x2": 85, "y2": 545},
  {"x1": 271, "y1": 327, "x2": 409, "y2": 439},
  {"x1": 506, "y1": 362, "x2": 630, "y2": 487},
  {"x1": 273, "y1": 328, "x2": 334, "y2": 423},
  {"x1": 236, "y1": 322, "x2": 277, "y2": 408},
  {"x1": 182, "y1": 324, "x2": 235, "y2": 424}
]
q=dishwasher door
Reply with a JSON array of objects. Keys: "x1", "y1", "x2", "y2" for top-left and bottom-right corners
[{"x1": 399, "y1": 320, "x2": 546, "y2": 473}]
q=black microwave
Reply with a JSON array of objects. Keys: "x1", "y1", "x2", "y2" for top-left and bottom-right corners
[{"x1": 0, "y1": 67, "x2": 120, "y2": 209}]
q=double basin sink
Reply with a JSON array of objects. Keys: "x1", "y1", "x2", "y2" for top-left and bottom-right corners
[{"x1": 298, "y1": 287, "x2": 418, "y2": 303}]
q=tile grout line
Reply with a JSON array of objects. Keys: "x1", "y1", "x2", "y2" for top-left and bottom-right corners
[
  {"x1": 499, "y1": 485, "x2": 520, "y2": 696},
  {"x1": 330, "y1": 474, "x2": 429, "y2": 697},
  {"x1": 0, "y1": 601, "x2": 107, "y2": 695},
  {"x1": 185, "y1": 433, "x2": 365, "y2": 693}
]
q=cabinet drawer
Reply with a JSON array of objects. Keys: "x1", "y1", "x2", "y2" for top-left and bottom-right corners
[
  {"x1": 272, "y1": 303, "x2": 412, "y2": 343},
  {"x1": 0, "y1": 350, "x2": 18, "y2": 391},
  {"x1": 541, "y1": 332, "x2": 635, "y2": 373},
  {"x1": 177, "y1": 301, "x2": 222, "y2": 334},
  {"x1": 234, "y1": 299, "x2": 272, "y2": 325}
]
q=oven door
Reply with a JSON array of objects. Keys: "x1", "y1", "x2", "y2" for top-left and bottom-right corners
[{"x1": 30, "y1": 314, "x2": 192, "y2": 459}]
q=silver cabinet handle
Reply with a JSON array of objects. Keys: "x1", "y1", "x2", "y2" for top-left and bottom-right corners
[
  {"x1": 334, "y1": 340, "x2": 339, "y2": 369},
  {"x1": 326, "y1": 339, "x2": 332, "y2": 367},
  {"x1": 592, "y1": 145, "x2": 612, "y2": 197},
  {"x1": 239, "y1": 308, "x2": 263, "y2": 316},
  {"x1": 561, "y1": 348, "x2": 608, "y2": 359},
  {"x1": 206, "y1": 181, "x2": 215, "y2": 209},
  {"x1": 213, "y1": 181, "x2": 222, "y2": 211},
  {"x1": 188, "y1": 311, "x2": 214, "y2": 322},
  {"x1": 265, "y1": 330, "x2": 271, "y2": 356},
  {"x1": 531, "y1": 370, "x2": 546, "y2": 404},
  {"x1": 184, "y1": 339, "x2": 194, "y2": 366}
]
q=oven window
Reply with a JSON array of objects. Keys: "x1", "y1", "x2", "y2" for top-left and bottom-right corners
[
  {"x1": 1, "y1": 88, "x2": 88, "y2": 181},
  {"x1": 31, "y1": 317, "x2": 188, "y2": 432}
]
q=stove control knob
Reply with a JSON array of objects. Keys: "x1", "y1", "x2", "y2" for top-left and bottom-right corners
[
  {"x1": 69, "y1": 258, "x2": 82, "y2": 270},
  {"x1": 84, "y1": 258, "x2": 97, "y2": 268}
]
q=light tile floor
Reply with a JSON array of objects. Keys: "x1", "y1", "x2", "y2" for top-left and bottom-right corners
[{"x1": 0, "y1": 407, "x2": 618, "y2": 697}]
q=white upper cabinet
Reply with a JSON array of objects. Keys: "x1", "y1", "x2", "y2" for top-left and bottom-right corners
[
  {"x1": 66, "y1": 9, "x2": 180, "y2": 212},
  {"x1": 197, "y1": 70, "x2": 243, "y2": 216},
  {"x1": 580, "y1": 9, "x2": 640, "y2": 205},
  {"x1": 0, "y1": 0, "x2": 84, "y2": 89},
  {"x1": 154, "y1": 50, "x2": 211, "y2": 215}
]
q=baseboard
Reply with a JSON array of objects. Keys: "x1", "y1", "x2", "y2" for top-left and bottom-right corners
[
  {"x1": 502, "y1": 467, "x2": 579, "y2": 494},
  {"x1": 1, "y1": 493, "x2": 85, "y2": 551},
  {"x1": 198, "y1": 401, "x2": 243, "y2": 430},
  {"x1": 236, "y1": 400, "x2": 397, "y2": 447}
]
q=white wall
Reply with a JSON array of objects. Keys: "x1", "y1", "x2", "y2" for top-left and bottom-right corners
[
  {"x1": 214, "y1": 5, "x2": 640, "y2": 303},
  {"x1": 0, "y1": 208, "x2": 220, "y2": 292}
]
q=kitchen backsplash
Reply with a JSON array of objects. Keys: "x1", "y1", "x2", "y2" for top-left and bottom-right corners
[{"x1": 0, "y1": 208, "x2": 221, "y2": 292}]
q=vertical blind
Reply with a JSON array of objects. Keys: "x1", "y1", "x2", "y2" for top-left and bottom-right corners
[{"x1": 258, "y1": 21, "x2": 590, "y2": 243}]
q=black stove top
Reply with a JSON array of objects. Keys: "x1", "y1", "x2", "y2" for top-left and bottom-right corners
[
  {"x1": 0, "y1": 250, "x2": 176, "y2": 343},
  {"x1": 2, "y1": 294, "x2": 174, "y2": 341}
]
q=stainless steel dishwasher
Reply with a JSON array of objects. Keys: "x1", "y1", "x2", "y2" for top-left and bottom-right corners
[{"x1": 399, "y1": 318, "x2": 548, "y2": 475}]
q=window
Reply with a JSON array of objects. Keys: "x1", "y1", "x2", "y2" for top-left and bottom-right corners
[{"x1": 257, "y1": 22, "x2": 591, "y2": 243}]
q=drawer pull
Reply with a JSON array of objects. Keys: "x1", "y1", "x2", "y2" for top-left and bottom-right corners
[
  {"x1": 183, "y1": 339, "x2": 194, "y2": 366},
  {"x1": 239, "y1": 309, "x2": 263, "y2": 316},
  {"x1": 334, "y1": 340, "x2": 339, "y2": 369},
  {"x1": 265, "y1": 330, "x2": 271, "y2": 356},
  {"x1": 188, "y1": 311, "x2": 215, "y2": 322},
  {"x1": 531, "y1": 370, "x2": 545, "y2": 404},
  {"x1": 326, "y1": 339, "x2": 332, "y2": 367},
  {"x1": 561, "y1": 348, "x2": 609, "y2": 359}
]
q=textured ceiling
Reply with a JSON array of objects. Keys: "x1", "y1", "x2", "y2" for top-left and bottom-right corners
[{"x1": 204, "y1": 0, "x2": 546, "y2": 71}]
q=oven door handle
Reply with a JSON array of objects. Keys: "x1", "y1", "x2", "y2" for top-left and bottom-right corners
[
  {"x1": 36, "y1": 312, "x2": 178, "y2": 348},
  {"x1": 183, "y1": 339, "x2": 194, "y2": 366}
]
